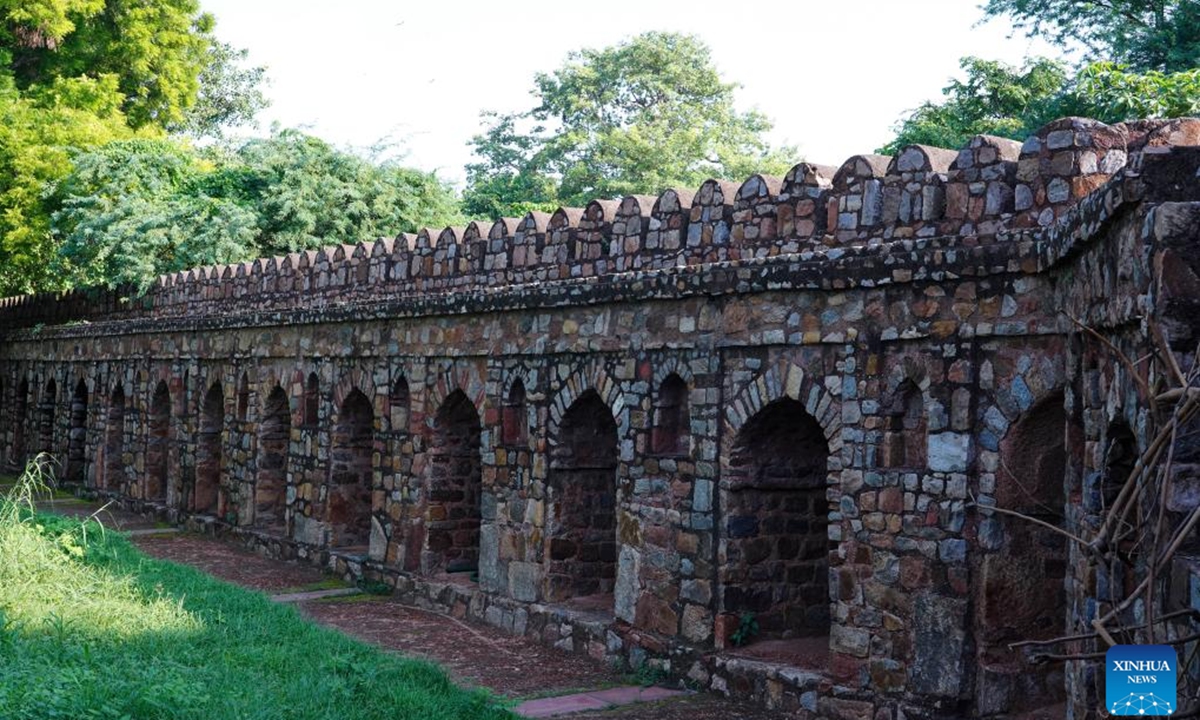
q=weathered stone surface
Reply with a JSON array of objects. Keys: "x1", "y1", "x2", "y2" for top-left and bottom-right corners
[
  {"x1": 614, "y1": 545, "x2": 640, "y2": 623},
  {"x1": 927, "y1": 432, "x2": 970, "y2": 472},
  {"x1": 831, "y1": 625, "x2": 870, "y2": 658},
  {"x1": 368, "y1": 516, "x2": 386, "y2": 561},
  {"x1": 3, "y1": 118, "x2": 1199, "y2": 720},
  {"x1": 508, "y1": 561, "x2": 539, "y2": 602},
  {"x1": 911, "y1": 594, "x2": 966, "y2": 697}
]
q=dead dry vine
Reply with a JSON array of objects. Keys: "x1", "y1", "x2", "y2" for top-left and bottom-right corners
[{"x1": 984, "y1": 315, "x2": 1200, "y2": 714}]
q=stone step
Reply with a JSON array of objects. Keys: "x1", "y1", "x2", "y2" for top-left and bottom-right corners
[
  {"x1": 514, "y1": 686, "x2": 685, "y2": 718},
  {"x1": 271, "y1": 587, "x2": 363, "y2": 603},
  {"x1": 125, "y1": 527, "x2": 181, "y2": 537}
]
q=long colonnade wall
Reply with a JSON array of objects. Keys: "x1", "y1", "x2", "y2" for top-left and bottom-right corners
[{"x1": 2, "y1": 118, "x2": 1200, "y2": 719}]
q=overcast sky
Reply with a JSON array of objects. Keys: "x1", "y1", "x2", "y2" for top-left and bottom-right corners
[{"x1": 199, "y1": 1, "x2": 1063, "y2": 186}]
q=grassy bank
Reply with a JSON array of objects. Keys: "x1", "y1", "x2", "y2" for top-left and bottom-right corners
[{"x1": 0, "y1": 469, "x2": 511, "y2": 720}]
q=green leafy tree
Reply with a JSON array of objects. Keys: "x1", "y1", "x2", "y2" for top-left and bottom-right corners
[
  {"x1": 463, "y1": 31, "x2": 794, "y2": 218},
  {"x1": 881, "y1": 57, "x2": 1200, "y2": 153},
  {"x1": 4, "y1": 0, "x2": 211, "y2": 129},
  {"x1": 0, "y1": 73, "x2": 136, "y2": 294},
  {"x1": 51, "y1": 139, "x2": 257, "y2": 290},
  {"x1": 981, "y1": 0, "x2": 1200, "y2": 72},
  {"x1": 174, "y1": 40, "x2": 267, "y2": 137},
  {"x1": 2, "y1": 0, "x2": 266, "y2": 134},
  {"x1": 880, "y1": 57, "x2": 1067, "y2": 153},
  {"x1": 1063, "y1": 61, "x2": 1200, "y2": 120},
  {"x1": 47, "y1": 132, "x2": 464, "y2": 291},
  {"x1": 0, "y1": 0, "x2": 103, "y2": 48},
  {"x1": 0, "y1": 0, "x2": 268, "y2": 294},
  {"x1": 207, "y1": 130, "x2": 463, "y2": 255}
]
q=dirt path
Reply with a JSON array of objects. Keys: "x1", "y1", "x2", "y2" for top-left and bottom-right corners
[
  {"x1": 136, "y1": 533, "x2": 328, "y2": 592},
  {"x1": 300, "y1": 595, "x2": 624, "y2": 698},
  {"x1": 130, "y1": 533, "x2": 784, "y2": 717},
  {"x1": 26, "y1": 492, "x2": 783, "y2": 719}
]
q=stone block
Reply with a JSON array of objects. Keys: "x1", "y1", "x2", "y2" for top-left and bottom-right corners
[
  {"x1": 911, "y1": 594, "x2": 966, "y2": 697},
  {"x1": 478, "y1": 523, "x2": 502, "y2": 592},
  {"x1": 368, "y1": 516, "x2": 386, "y2": 561},
  {"x1": 508, "y1": 561, "x2": 539, "y2": 603},
  {"x1": 615, "y1": 545, "x2": 640, "y2": 623},
  {"x1": 927, "y1": 433, "x2": 970, "y2": 473},
  {"x1": 681, "y1": 604, "x2": 712, "y2": 643},
  {"x1": 831, "y1": 625, "x2": 870, "y2": 657}
]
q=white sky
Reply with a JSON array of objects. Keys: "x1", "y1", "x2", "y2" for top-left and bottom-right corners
[{"x1": 199, "y1": 1, "x2": 1063, "y2": 187}]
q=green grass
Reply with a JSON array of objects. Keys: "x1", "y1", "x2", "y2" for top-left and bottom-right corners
[
  {"x1": 313, "y1": 593, "x2": 388, "y2": 605},
  {"x1": 275, "y1": 577, "x2": 354, "y2": 595},
  {"x1": 0, "y1": 463, "x2": 514, "y2": 720}
]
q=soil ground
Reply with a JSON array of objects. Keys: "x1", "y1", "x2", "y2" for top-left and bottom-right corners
[
  {"x1": 128, "y1": 533, "x2": 782, "y2": 718},
  {"x1": 16, "y1": 486, "x2": 1076, "y2": 718}
]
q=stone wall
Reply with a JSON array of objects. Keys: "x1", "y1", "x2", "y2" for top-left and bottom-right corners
[{"x1": 2, "y1": 117, "x2": 1200, "y2": 719}]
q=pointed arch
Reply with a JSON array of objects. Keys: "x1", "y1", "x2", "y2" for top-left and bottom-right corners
[
  {"x1": 328, "y1": 387, "x2": 374, "y2": 549},
  {"x1": 147, "y1": 380, "x2": 171, "y2": 501},
  {"x1": 651, "y1": 373, "x2": 690, "y2": 456},
  {"x1": 502, "y1": 378, "x2": 528, "y2": 446},
  {"x1": 547, "y1": 361, "x2": 627, "y2": 446},
  {"x1": 237, "y1": 372, "x2": 251, "y2": 421},
  {"x1": 975, "y1": 388, "x2": 1072, "y2": 713},
  {"x1": 722, "y1": 359, "x2": 842, "y2": 449},
  {"x1": 881, "y1": 378, "x2": 927, "y2": 469},
  {"x1": 1101, "y1": 420, "x2": 1137, "y2": 512},
  {"x1": 195, "y1": 381, "x2": 224, "y2": 514},
  {"x1": 255, "y1": 384, "x2": 291, "y2": 530},
  {"x1": 102, "y1": 384, "x2": 126, "y2": 490},
  {"x1": 329, "y1": 366, "x2": 378, "y2": 419},
  {"x1": 426, "y1": 389, "x2": 482, "y2": 573},
  {"x1": 67, "y1": 379, "x2": 88, "y2": 484},
  {"x1": 721, "y1": 396, "x2": 833, "y2": 643},
  {"x1": 427, "y1": 361, "x2": 487, "y2": 428},
  {"x1": 389, "y1": 373, "x2": 410, "y2": 433},
  {"x1": 13, "y1": 377, "x2": 28, "y2": 465},
  {"x1": 303, "y1": 372, "x2": 320, "y2": 428},
  {"x1": 38, "y1": 378, "x2": 57, "y2": 457},
  {"x1": 545, "y1": 389, "x2": 620, "y2": 604},
  {"x1": 717, "y1": 357, "x2": 841, "y2": 651}
]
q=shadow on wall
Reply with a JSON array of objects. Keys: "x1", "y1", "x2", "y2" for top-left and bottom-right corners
[
  {"x1": 546, "y1": 391, "x2": 619, "y2": 604},
  {"x1": 721, "y1": 397, "x2": 831, "y2": 642}
]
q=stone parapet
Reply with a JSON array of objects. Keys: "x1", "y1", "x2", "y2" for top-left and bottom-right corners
[{"x1": 5, "y1": 117, "x2": 1199, "y2": 331}]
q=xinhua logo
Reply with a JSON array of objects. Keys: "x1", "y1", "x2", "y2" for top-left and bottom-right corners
[{"x1": 1106, "y1": 645, "x2": 1177, "y2": 715}]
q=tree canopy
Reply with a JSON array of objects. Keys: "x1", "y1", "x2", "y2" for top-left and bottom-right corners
[
  {"x1": 0, "y1": 72, "x2": 139, "y2": 294},
  {"x1": 981, "y1": 0, "x2": 1200, "y2": 72},
  {"x1": 879, "y1": 57, "x2": 1067, "y2": 153},
  {"x1": 881, "y1": 57, "x2": 1200, "y2": 154},
  {"x1": 883, "y1": 0, "x2": 1200, "y2": 153},
  {"x1": 463, "y1": 31, "x2": 793, "y2": 218},
  {"x1": 1, "y1": 0, "x2": 264, "y2": 132},
  {"x1": 50, "y1": 139, "x2": 256, "y2": 291},
  {"x1": 174, "y1": 40, "x2": 267, "y2": 137},
  {"x1": 51, "y1": 132, "x2": 463, "y2": 291},
  {"x1": 0, "y1": 0, "x2": 273, "y2": 295},
  {"x1": 211, "y1": 131, "x2": 462, "y2": 256}
]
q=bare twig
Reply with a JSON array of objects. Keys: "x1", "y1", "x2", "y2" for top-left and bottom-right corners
[
  {"x1": 999, "y1": 319, "x2": 1199, "y2": 712},
  {"x1": 1149, "y1": 320, "x2": 1187, "y2": 389},
  {"x1": 1008, "y1": 608, "x2": 1200, "y2": 649},
  {"x1": 967, "y1": 493, "x2": 1094, "y2": 551},
  {"x1": 1095, "y1": 396, "x2": 1199, "y2": 551},
  {"x1": 1154, "y1": 387, "x2": 1200, "y2": 403},
  {"x1": 1032, "y1": 631, "x2": 1200, "y2": 663},
  {"x1": 1094, "y1": 500, "x2": 1200, "y2": 642},
  {"x1": 1065, "y1": 313, "x2": 1153, "y2": 404}
]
